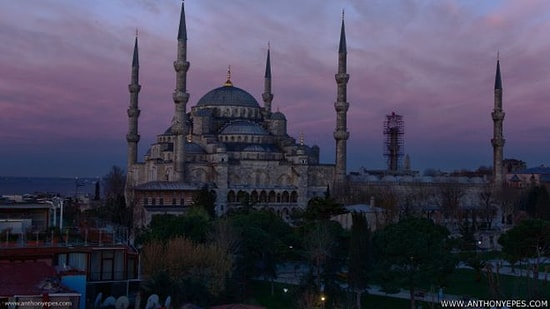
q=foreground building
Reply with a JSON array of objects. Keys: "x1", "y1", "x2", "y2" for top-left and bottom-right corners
[{"x1": 126, "y1": 3, "x2": 350, "y2": 227}]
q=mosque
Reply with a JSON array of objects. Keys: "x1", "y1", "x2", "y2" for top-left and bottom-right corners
[
  {"x1": 125, "y1": 2, "x2": 350, "y2": 227},
  {"x1": 125, "y1": 2, "x2": 506, "y2": 229}
]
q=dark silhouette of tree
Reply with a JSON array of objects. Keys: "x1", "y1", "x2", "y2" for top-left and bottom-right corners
[
  {"x1": 373, "y1": 217, "x2": 456, "y2": 309},
  {"x1": 103, "y1": 165, "x2": 126, "y2": 199},
  {"x1": 94, "y1": 181, "x2": 100, "y2": 200},
  {"x1": 348, "y1": 212, "x2": 372, "y2": 309},
  {"x1": 498, "y1": 219, "x2": 550, "y2": 298},
  {"x1": 520, "y1": 185, "x2": 550, "y2": 220},
  {"x1": 304, "y1": 196, "x2": 347, "y2": 221},
  {"x1": 228, "y1": 210, "x2": 295, "y2": 297},
  {"x1": 137, "y1": 209, "x2": 211, "y2": 245},
  {"x1": 191, "y1": 185, "x2": 217, "y2": 218}
]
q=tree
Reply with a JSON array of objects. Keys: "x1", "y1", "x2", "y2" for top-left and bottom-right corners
[
  {"x1": 348, "y1": 212, "x2": 372, "y2": 309},
  {"x1": 228, "y1": 210, "x2": 296, "y2": 297},
  {"x1": 141, "y1": 236, "x2": 233, "y2": 307},
  {"x1": 373, "y1": 218, "x2": 456, "y2": 309},
  {"x1": 101, "y1": 165, "x2": 131, "y2": 228},
  {"x1": 103, "y1": 165, "x2": 126, "y2": 199},
  {"x1": 304, "y1": 196, "x2": 347, "y2": 221},
  {"x1": 137, "y1": 209, "x2": 211, "y2": 245},
  {"x1": 438, "y1": 182, "x2": 464, "y2": 223},
  {"x1": 191, "y1": 185, "x2": 217, "y2": 218},
  {"x1": 498, "y1": 219, "x2": 550, "y2": 298},
  {"x1": 301, "y1": 220, "x2": 348, "y2": 308}
]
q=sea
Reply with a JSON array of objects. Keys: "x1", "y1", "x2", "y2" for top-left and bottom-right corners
[{"x1": 0, "y1": 176, "x2": 98, "y2": 197}]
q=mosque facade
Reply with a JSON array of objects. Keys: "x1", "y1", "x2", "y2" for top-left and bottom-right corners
[{"x1": 125, "y1": 3, "x2": 349, "y2": 227}]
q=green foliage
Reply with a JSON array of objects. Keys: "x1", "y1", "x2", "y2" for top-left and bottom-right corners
[
  {"x1": 191, "y1": 185, "x2": 217, "y2": 218},
  {"x1": 373, "y1": 217, "x2": 456, "y2": 306},
  {"x1": 303, "y1": 196, "x2": 347, "y2": 221},
  {"x1": 498, "y1": 219, "x2": 550, "y2": 263},
  {"x1": 140, "y1": 236, "x2": 232, "y2": 307},
  {"x1": 229, "y1": 210, "x2": 296, "y2": 283},
  {"x1": 103, "y1": 165, "x2": 126, "y2": 199},
  {"x1": 137, "y1": 209, "x2": 211, "y2": 244},
  {"x1": 348, "y1": 213, "x2": 372, "y2": 308},
  {"x1": 519, "y1": 185, "x2": 550, "y2": 220}
]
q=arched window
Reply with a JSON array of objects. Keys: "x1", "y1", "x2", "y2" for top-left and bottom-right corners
[
  {"x1": 227, "y1": 191, "x2": 236, "y2": 203},
  {"x1": 268, "y1": 191, "x2": 276, "y2": 203},
  {"x1": 290, "y1": 191, "x2": 298, "y2": 203},
  {"x1": 259, "y1": 191, "x2": 267, "y2": 203},
  {"x1": 282, "y1": 191, "x2": 290, "y2": 203},
  {"x1": 251, "y1": 191, "x2": 258, "y2": 203},
  {"x1": 237, "y1": 191, "x2": 249, "y2": 203}
]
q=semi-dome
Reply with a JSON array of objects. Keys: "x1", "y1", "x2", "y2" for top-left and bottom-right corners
[
  {"x1": 196, "y1": 85, "x2": 260, "y2": 108},
  {"x1": 271, "y1": 111, "x2": 286, "y2": 120},
  {"x1": 220, "y1": 120, "x2": 268, "y2": 135}
]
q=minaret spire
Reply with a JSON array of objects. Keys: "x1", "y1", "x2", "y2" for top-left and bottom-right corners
[
  {"x1": 127, "y1": 33, "x2": 141, "y2": 168},
  {"x1": 492, "y1": 55, "x2": 505, "y2": 186},
  {"x1": 334, "y1": 11, "x2": 350, "y2": 185},
  {"x1": 262, "y1": 42, "x2": 274, "y2": 117},
  {"x1": 172, "y1": 0, "x2": 190, "y2": 182}
]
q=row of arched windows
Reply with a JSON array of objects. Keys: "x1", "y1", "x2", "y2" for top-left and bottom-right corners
[
  {"x1": 143, "y1": 197, "x2": 185, "y2": 206},
  {"x1": 227, "y1": 190, "x2": 298, "y2": 204}
]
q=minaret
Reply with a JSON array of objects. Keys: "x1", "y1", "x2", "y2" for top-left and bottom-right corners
[
  {"x1": 334, "y1": 11, "x2": 350, "y2": 183},
  {"x1": 172, "y1": 1, "x2": 190, "y2": 182},
  {"x1": 126, "y1": 33, "x2": 141, "y2": 169},
  {"x1": 491, "y1": 55, "x2": 505, "y2": 186},
  {"x1": 262, "y1": 43, "x2": 273, "y2": 118}
]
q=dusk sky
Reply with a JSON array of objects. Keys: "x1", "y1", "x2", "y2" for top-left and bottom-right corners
[{"x1": 1, "y1": 0, "x2": 549, "y2": 178}]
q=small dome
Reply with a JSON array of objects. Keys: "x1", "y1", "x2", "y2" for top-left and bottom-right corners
[
  {"x1": 197, "y1": 85, "x2": 260, "y2": 108},
  {"x1": 185, "y1": 142, "x2": 205, "y2": 154},
  {"x1": 220, "y1": 120, "x2": 268, "y2": 135},
  {"x1": 271, "y1": 111, "x2": 286, "y2": 120}
]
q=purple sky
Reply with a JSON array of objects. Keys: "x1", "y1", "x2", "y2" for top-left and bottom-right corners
[{"x1": 1, "y1": 0, "x2": 549, "y2": 178}]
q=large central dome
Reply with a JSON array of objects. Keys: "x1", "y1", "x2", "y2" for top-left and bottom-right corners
[{"x1": 196, "y1": 85, "x2": 260, "y2": 108}]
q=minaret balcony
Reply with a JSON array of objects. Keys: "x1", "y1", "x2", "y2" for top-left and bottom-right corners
[
  {"x1": 126, "y1": 133, "x2": 140, "y2": 143},
  {"x1": 491, "y1": 138, "x2": 505, "y2": 147},
  {"x1": 173, "y1": 60, "x2": 190, "y2": 72},
  {"x1": 334, "y1": 101, "x2": 349, "y2": 112},
  {"x1": 173, "y1": 91, "x2": 190, "y2": 104},
  {"x1": 262, "y1": 93, "x2": 274, "y2": 102},
  {"x1": 127, "y1": 108, "x2": 140, "y2": 117},
  {"x1": 128, "y1": 84, "x2": 141, "y2": 93},
  {"x1": 491, "y1": 111, "x2": 505, "y2": 121},
  {"x1": 335, "y1": 73, "x2": 350, "y2": 83},
  {"x1": 333, "y1": 130, "x2": 349, "y2": 140}
]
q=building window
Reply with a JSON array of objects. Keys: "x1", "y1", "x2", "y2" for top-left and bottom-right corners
[
  {"x1": 172, "y1": 198, "x2": 177, "y2": 205},
  {"x1": 152, "y1": 198, "x2": 156, "y2": 206},
  {"x1": 159, "y1": 198, "x2": 164, "y2": 205}
]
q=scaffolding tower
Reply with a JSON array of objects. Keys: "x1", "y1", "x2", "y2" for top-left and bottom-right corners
[{"x1": 384, "y1": 112, "x2": 404, "y2": 171}]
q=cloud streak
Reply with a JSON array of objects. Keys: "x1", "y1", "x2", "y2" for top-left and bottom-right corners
[{"x1": 0, "y1": 0, "x2": 549, "y2": 177}]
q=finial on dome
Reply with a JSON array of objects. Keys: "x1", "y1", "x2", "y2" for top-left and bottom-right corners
[
  {"x1": 223, "y1": 65, "x2": 233, "y2": 86},
  {"x1": 300, "y1": 132, "x2": 304, "y2": 146}
]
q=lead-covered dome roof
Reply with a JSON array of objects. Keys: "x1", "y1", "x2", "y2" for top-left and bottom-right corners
[
  {"x1": 220, "y1": 120, "x2": 268, "y2": 135},
  {"x1": 197, "y1": 85, "x2": 260, "y2": 108}
]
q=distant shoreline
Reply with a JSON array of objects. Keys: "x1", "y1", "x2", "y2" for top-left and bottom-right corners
[{"x1": 0, "y1": 176, "x2": 98, "y2": 196}]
